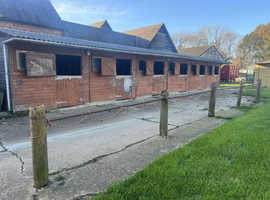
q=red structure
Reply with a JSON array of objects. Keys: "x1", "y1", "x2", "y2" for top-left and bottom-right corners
[{"x1": 220, "y1": 65, "x2": 240, "y2": 82}]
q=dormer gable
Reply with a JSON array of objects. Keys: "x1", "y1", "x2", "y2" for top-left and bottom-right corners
[
  {"x1": 89, "y1": 20, "x2": 112, "y2": 31},
  {"x1": 124, "y1": 23, "x2": 177, "y2": 52},
  {"x1": 149, "y1": 24, "x2": 177, "y2": 52}
]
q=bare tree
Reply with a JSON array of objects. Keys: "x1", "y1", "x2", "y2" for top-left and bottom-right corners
[
  {"x1": 171, "y1": 32, "x2": 189, "y2": 49},
  {"x1": 171, "y1": 31, "x2": 208, "y2": 49},
  {"x1": 172, "y1": 25, "x2": 239, "y2": 59}
]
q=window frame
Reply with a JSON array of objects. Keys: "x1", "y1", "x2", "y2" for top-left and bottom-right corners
[
  {"x1": 16, "y1": 50, "x2": 27, "y2": 71},
  {"x1": 153, "y1": 61, "x2": 165, "y2": 75},
  {"x1": 116, "y1": 58, "x2": 132, "y2": 76},
  {"x1": 180, "y1": 63, "x2": 188, "y2": 75},
  {"x1": 199, "y1": 65, "x2": 206, "y2": 75},
  {"x1": 55, "y1": 54, "x2": 82, "y2": 77}
]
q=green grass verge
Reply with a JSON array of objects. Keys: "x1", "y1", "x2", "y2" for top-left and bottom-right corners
[
  {"x1": 243, "y1": 87, "x2": 270, "y2": 104},
  {"x1": 243, "y1": 87, "x2": 270, "y2": 98},
  {"x1": 93, "y1": 89, "x2": 270, "y2": 200},
  {"x1": 237, "y1": 105, "x2": 254, "y2": 112}
]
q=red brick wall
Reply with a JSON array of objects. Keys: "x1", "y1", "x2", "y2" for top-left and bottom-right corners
[
  {"x1": 9, "y1": 46, "x2": 57, "y2": 111},
  {"x1": 0, "y1": 21, "x2": 62, "y2": 35},
  {"x1": 55, "y1": 55, "x2": 90, "y2": 108},
  {"x1": 89, "y1": 54, "x2": 135, "y2": 102},
  {"x1": 7, "y1": 42, "x2": 220, "y2": 111},
  {"x1": 135, "y1": 60, "x2": 153, "y2": 97},
  {"x1": 8, "y1": 42, "x2": 89, "y2": 111}
]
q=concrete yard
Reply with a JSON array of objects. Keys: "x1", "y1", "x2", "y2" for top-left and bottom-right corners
[{"x1": 0, "y1": 88, "x2": 253, "y2": 200}]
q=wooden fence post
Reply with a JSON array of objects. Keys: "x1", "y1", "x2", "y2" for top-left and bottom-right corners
[
  {"x1": 29, "y1": 105, "x2": 49, "y2": 189},
  {"x1": 160, "y1": 90, "x2": 169, "y2": 137},
  {"x1": 208, "y1": 82, "x2": 217, "y2": 117},
  {"x1": 237, "y1": 80, "x2": 243, "y2": 107},
  {"x1": 256, "y1": 79, "x2": 262, "y2": 103}
]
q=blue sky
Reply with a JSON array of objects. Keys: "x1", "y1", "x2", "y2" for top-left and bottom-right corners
[{"x1": 51, "y1": 0, "x2": 270, "y2": 36}]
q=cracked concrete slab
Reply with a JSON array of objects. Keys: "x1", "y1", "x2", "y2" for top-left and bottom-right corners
[
  {"x1": 0, "y1": 88, "x2": 254, "y2": 200},
  {"x1": 37, "y1": 113, "x2": 238, "y2": 200}
]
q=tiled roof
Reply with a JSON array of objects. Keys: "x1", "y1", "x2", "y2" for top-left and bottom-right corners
[
  {"x1": 0, "y1": 27, "x2": 226, "y2": 64},
  {"x1": 63, "y1": 21, "x2": 150, "y2": 49},
  {"x1": 124, "y1": 23, "x2": 164, "y2": 41},
  {"x1": 89, "y1": 20, "x2": 112, "y2": 31},
  {"x1": 0, "y1": 0, "x2": 63, "y2": 30},
  {"x1": 0, "y1": 0, "x2": 177, "y2": 53},
  {"x1": 178, "y1": 46, "x2": 211, "y2": 56}
]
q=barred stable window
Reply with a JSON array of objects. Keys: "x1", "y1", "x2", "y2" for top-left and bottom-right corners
[
  {"x1": 215, "y1": 65, "x2": 220, "y2": 75},
  {"x1": 169, "y1": 62, "x2": 175, "y2": 75},
  {"x1": 180, "y1": 63, "x2": 188, "y2": 75},
  {"x1": 56, "y1": 55, "x2": 82, "y2": 76},
  {"x1": 154, "y1": 61, "x2": 164, "y2": 75},
  {"x1": 93, "y1": 58, "x2": 102, "y2": 74},
  {"x1": 139, "y1": 60, "x2": 147, "y2": 75},
  {"x1": 116, "y1": 59, "x2": 131, "y2": 75},
  {"x1": 200, "y1": 65, "x2": 206, "y2": 75},
  {"x1": 208, "y1": 65, "x2": 213, "y2": 75},
  {"x1": 191, "y1": 64, "x2": 197, "y2": 75}
]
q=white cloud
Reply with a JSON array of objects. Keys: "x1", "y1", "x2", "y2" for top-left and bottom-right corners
[{"x1": 51, "y1": 0, "x2": 128, "y2": 25}]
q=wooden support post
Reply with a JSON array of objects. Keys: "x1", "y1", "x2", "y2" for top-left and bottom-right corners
[
  {"x1": 208, "y1": 82, "x2": 217, "y2": 117},
  {"x1": 29, "y1": 105, "x2": 49, "y2": 189},
  {"x1": 237, "y1": 80, "x2": 244, "y2": 107},
  {"x1": 160, "y1": 90, "x2": 169, "y2": 137},
  {"x1": 256, "y1": 79, "x2": 262, "y2": 103}
]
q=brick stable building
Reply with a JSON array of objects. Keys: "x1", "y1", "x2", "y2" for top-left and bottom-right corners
[{"x1": 0, "y1": 0, "x2": 225, "y2": 112}]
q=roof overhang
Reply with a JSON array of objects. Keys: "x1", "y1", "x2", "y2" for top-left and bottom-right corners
[{"x1": 1, "y1": 28, "x2": 227, "y2": 64}]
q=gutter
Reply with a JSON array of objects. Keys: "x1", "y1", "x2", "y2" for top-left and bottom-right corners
[
  {"x1": 2, "y1": 37, "x2": 227, "y2": 64},
  {"x1": 2, "y1": 43, "x2": 11, "y2": 111}
]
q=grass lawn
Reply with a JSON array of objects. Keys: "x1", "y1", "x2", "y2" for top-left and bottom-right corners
[
  {"x1": 93, "y1": 88, "x2": 270, "y2": 200},
  {"x1": 243, "y1": 87, "x2": 270, "y2": 102}
]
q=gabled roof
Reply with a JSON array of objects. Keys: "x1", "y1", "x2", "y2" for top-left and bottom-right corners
[
  {"x1": 178, "y1": 45, "x2": 226, "y2": 63},
  {"x1": 63, "y1": 21, "x2": 149, "y2": 48},
  {"x1": 0, "y1": 0, "x2": 177, "y2": 53},
  {"x1": 124, "y1": 23, "x2": 177, "y2": 52},
  {"x1": 0, "y1": 27, "x2": 226, "y2": 64},
  {"x1": 124, "y1": 23, "x2": 164, "y2": 41},
  {"x1": 89, "y1": 20, "x2": 112, "y2": 31},
  {"x1": 178, "y1": 46, "x2": 211, "y2": 56},
  {"x1": 0, "y1": 0, "x2": 63, "y2": 30}
]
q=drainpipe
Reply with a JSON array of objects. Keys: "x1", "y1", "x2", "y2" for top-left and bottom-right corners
[{"x1": 2, "y1": 43, "x2": 11, "y2": 111}]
